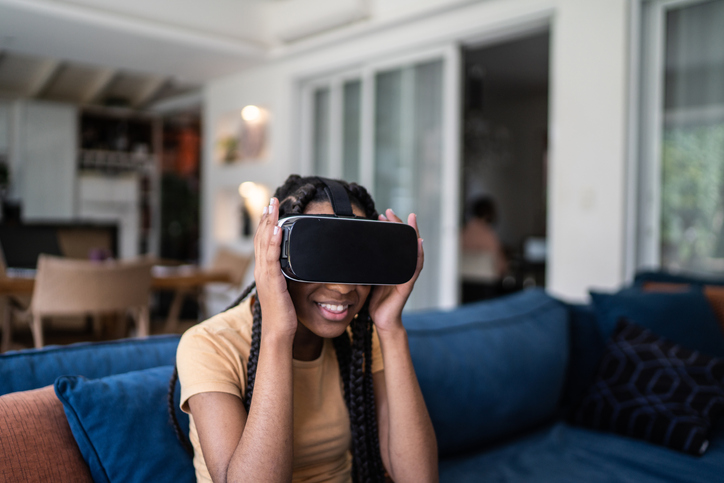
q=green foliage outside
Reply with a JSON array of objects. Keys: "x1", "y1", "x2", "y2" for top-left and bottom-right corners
[{"x1": 661, "y1": 123, "x2": 724, "y2": 272}]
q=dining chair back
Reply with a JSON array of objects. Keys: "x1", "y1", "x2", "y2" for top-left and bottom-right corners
[
  {"x1": 210, "y1": 247, "x2": 253, "y2": 288},
  {"x1": 25, "y1": 255, "x2": 153, "y2": 348}
]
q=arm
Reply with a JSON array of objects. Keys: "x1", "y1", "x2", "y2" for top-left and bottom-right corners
[
  {"x1": 188, "y1": 198, "x2": 297, "y2": 483},
  {"x1": 369, "y1": 210, "x2": 438, "y2": 482}
]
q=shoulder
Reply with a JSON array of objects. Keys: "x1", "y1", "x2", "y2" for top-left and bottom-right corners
[
  {"x1": 178, "y1": 297, "x2": 255, "y2": 362},
  {"x1": 177, "y1": 297, "x2": 255, "y2": 411}
]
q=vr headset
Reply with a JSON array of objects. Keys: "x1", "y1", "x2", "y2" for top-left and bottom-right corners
[{"x1": 278, "y1": 178, "x2": 418, "y2": 285}]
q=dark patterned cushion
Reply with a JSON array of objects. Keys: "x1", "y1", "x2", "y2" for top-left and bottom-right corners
[{"x1": 571, "y1": 319, "x2": 724, "y2": 455}]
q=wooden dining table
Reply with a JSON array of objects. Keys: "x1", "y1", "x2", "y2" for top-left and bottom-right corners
[{"x1": 0, "y1": 265, "x2": 234, "y2": 340}]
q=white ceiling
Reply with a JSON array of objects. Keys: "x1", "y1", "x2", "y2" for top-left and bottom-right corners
[{"x1": 0, "y1": 0, "x2": 366, "y2": 109}]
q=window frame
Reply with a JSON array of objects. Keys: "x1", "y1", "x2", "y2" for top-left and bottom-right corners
[{"x1": 636, "y1": 0, "x2": 721, "y2": 271}]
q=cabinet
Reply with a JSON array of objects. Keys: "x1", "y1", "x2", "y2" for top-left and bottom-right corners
[
  {"x1": 2, "y1": 101, "x2": 161, "y2": 258},
  {"x1": 77, "y1": 108, "x2": 162, "y2": 257}
]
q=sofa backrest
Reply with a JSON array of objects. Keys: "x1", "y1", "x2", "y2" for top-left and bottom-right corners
[
  {"x1": 403, "y1": 288, "x2": 570, "y2": 456},
  {"x1": 0, "y1": 335, "x2": 180, "y2": 396}
]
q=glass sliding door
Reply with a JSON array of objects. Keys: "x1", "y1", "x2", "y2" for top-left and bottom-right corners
[
  {"x1": 342, "y1": 80, "x2": 362, "y2": 184},
  {"x1": 640, "y1": 0, "x2": 724, "y2": 274},
  {"x1": 300, "y1": 51, "x2": 457, "y2": 310},
  {"x1": 312, "y1": 87, "x2": 331, "y2": 177},
  {"x1": 374, "y1": 60, "x2": 444, "y2": 310}
]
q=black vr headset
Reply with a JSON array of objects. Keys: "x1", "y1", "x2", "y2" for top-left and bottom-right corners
[{"x1": 278, "y1": 178, "x2": 418, "y2": 285}]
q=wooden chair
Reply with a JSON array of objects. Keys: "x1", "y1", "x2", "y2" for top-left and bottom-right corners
[
  {"x1": 163, "y1": 248, "x2": 252, "y2": 333},
  {"x1": 15, "y1": 255, "x2": 154, "y2": 348},
  {"x1": 0, "y1": 258, "x2": 33, "y2": 353},
  {"x1": 201, "y1": 247, "x2": 253, "y2": 316}
]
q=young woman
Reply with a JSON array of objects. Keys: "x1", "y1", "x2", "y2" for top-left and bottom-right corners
[{"x1": 172, "y1": 175, "x2": 438, "y2": 483}]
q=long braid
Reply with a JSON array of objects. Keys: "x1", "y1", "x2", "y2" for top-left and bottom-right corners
[
  {"x1": 349, "y1": 315, "x2": 370, "y2": 481},
  {"x1": 243, "y1": 296, "x2": 262, "y2": 412},
  {"x1": 168, "y1": 366, "x2": 194, "y2": 456},
  {"x1": 363, "y1": 313, "x2": 385, "y2": 480}
]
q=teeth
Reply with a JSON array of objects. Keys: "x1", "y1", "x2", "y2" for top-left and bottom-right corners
[{"x1": 318, "y1": 303, "x2": 346, "y2": 313}]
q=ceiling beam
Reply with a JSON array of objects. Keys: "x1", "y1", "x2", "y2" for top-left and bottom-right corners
[
  {"x1": 27, "y1": 58, "x2": 63, "y2": 97},
  {"x1": 81, "y1": 68, "x2": 116, "y2": 105},
  {"x1": 132, "y1": 76, "x2": 167, "y2": 109}
]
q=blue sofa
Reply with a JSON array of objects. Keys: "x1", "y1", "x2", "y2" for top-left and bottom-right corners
[{"x1": 2, "y1": 286, "x2": 724, "y2": 482}]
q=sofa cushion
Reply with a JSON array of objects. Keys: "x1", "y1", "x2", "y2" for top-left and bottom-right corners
[
  {"x1": 590, "y1": 289, "x2": 724, "y2": 358},
  {"x1": 0, "y1": 386, "x2": 93, "y2": 483},
  {"x1": 0, "y1": 334, "x2": 180, "y2": 395},
  {"x1": 54, "y1": 365, "x2": 193, "y2": 483},
  {"x1": 439, "y1": 420, "x2": 724, "y2": 483},
  {"x1": 403, "y1": 288, "x2": 569, "y2": 455},
  {"x1": 560, "y1": 302, "x2": 602, "y2": 408},
  {"x1": 571, "y1": 319, "x2": 724, "y2": 456}
]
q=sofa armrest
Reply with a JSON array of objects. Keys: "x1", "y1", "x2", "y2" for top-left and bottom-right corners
[{"x1": 0, "y1": 386, "x2": 93, "y2": 482}]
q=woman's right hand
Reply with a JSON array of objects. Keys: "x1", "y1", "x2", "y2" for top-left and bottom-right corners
[{"x1": 253, "y1": 197, "x2": 297, "y2": 338}]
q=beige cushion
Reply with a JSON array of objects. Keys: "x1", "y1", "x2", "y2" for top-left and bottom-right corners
[{"x1": 0, "y1": 386, "x2": 93, "y2": 482}]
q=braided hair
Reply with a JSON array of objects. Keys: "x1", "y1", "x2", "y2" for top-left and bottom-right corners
[{"x1": 169, "y1": 175, "x2": 386, "y2": 481}]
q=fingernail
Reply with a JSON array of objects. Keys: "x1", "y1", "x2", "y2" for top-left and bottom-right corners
[
  {"x1": 273, "y1": 226, "x2": 279, "y2": 235},
  {"x1": 263, "y1": 206, "x2": 268, "y2": 215},
  {"x1": 389, "y1": 208, "x2": 396, "y2": 216}
]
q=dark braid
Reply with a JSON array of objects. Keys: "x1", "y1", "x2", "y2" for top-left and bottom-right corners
[
  {"x1": 364, "y1": 313, "x2": 386, "y2": 479},
  {"x1": 243, "y1": 296, "x2": 262, "y2": 412},
  {"x1": 349, "y1": 315, "x2": 370, "y2": 481},
  {"x1": 168, "y1": 366, "x2": 194, "y2": 456},
  {"x1": 347, "y1": 183, "x2": 379, "y2": 220}
]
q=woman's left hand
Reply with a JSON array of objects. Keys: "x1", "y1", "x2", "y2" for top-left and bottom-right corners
[{"x1": 367, "y1": 209, "x2": 424, "y2": 333}]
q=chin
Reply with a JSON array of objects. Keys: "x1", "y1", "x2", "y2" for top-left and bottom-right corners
[{"x1": 310, "y1": 319, "x2": 353, "y2": 339}]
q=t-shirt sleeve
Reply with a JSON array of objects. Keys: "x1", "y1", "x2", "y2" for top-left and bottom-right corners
[
  {"x1": 371, "y1": 325, "x2": 384, "y2": 373},
  {"x1": 176, "y1": 326, "x2": 248, "y2": 413}
]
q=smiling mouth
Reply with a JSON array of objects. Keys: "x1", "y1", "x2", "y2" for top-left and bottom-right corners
[{"x1": 317, "y1": 303, "x2": 349, "y2": 314}]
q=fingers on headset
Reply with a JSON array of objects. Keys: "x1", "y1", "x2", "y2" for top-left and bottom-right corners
[
  {"x1": 385, "y1": 208, "x2": 402, "y2": 223},
  {"x1": 408, "y1": 213, "x2": 419, "y2": 235}
]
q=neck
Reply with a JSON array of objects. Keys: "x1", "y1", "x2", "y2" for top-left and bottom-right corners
[{"x1": 293, "y1": 323, "x2": 324, "y2": 361}]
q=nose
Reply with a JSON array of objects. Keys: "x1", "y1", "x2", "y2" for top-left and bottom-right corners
[{"x1": 324, "y1": 283, "x2": 356, "y2": 294}]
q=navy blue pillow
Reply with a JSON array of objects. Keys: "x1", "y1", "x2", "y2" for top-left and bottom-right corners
[
  {"x1": 634, "y1": 270, "x2": 724, "y2": 287},
  {"x1": 572, "y1": 319, "x2": 724, "y2": 456},
  {"x1": 0, "y1": 335, "x2": 180, "y2": 395},
  {"x1": 590, "y1": 289, "x2": 724, "y2": 359},
  {"x1": 403, "y1": 288, "x2": 569, "y2": 455},
  {"x1": 55, "y1": 365, "x2": 194, "y2": 483}
]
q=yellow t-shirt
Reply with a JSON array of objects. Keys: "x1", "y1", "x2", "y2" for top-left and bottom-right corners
[{"x1": 176, "y1": 297, "x2": 384, "y2": 483}]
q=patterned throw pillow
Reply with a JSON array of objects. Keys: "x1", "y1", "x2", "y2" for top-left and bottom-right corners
[{"x1": 571, "y1": 319, "x2": 724, "y2": 456}]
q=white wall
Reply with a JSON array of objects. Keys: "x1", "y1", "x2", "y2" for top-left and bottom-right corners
[
  {"x1": 547, "y1": 0, "x2": 630, "y2": 300},
  {"x1": 202, "y1": 0, "x2": 632, "y2": 303}
]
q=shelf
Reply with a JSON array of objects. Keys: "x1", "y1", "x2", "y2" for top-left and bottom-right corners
[{"x1": 78, "y1": 149, "x2": 157, "y2": 173}]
